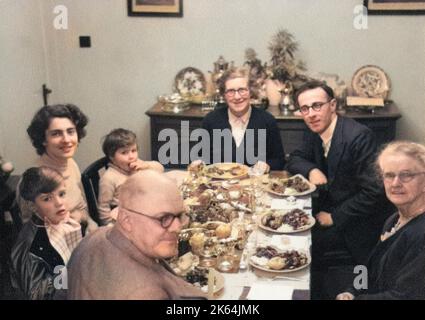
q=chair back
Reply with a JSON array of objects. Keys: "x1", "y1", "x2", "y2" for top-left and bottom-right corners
[{"x1": 81, "y1": 157, "x2": 109, "y2": 224}]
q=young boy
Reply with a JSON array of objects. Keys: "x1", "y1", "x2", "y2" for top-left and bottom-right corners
[
  {"x1": 98, "y1": 128, "x2": 164, "y2": 225},
  {"x1": 11, "y1": 166, "x2": 82, "y2": 299}
]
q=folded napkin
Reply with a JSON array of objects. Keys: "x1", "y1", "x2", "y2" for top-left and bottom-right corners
[
  {"x1": 247, "y1": 282, "x2": 293, "y2": 300},
  {"x1": 271, "y1": 198, "x2": 310, "y2": 210},
  {"x1": 269, "y1": 234, "x2": 310, "y2": 251}
]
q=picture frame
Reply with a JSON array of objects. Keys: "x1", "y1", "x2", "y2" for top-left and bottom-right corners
[
  {"x1": 364, "y1": 0, "x2": 425, "y2": 15},
  {"x1": 128, "y1": 0, "x2": 183, "y2": 17}
]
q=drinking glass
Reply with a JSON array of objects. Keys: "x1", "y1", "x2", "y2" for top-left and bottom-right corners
[{"x1": 248, "y1": 167, "x2": 264, "y2": 212}]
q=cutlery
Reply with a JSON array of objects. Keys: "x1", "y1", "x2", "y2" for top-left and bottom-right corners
[{"x1": 270, "y1": 276, "x2": 306, "y2": 282}]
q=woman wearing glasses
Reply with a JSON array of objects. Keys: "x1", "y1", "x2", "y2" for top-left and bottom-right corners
[
  {"x1": 337, "y1": 141, "x2": 425, "y2": 300},
  {"x1": 201, "y1": 66, "x2": 285, "y2": 171}
]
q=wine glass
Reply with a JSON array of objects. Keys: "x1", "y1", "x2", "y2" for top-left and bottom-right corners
[
  {"x1": 216, "y1": 240, "x2": 237, "y2": 272},
  {"x1": 248, "y1": 166, "x2": 264, "y2": 213}
]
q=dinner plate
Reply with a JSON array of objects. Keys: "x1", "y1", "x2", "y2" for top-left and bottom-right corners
[
  {"x1": 249, "y1": 249, "x2": 311, "y2": 273},
  {"x1": 265, "y1": 174, "x2": 316, "y2": 197},
  {"x1": 205, "y1": 163, "x2": 249, "y2": 180},
  {"x1": 258, "y1": 210, "x2": 316, "y2": 234},
  {"x1": 174, "y1": 66, "x2": 207, "y2": 98},
  {"x1": 180, "y1": 227, "x2": 208, "y2": 234},
  {"x1": 351, "y1": 65, "x2": 390, "y2": 100},
  {"x1": 202, "y1": 221, "x2": 226, "y2": 229}
]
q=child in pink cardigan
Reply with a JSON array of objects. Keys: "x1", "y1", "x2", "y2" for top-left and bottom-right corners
[{"x1": 98, "y1": 128, "x2": 164, "y2": 225}]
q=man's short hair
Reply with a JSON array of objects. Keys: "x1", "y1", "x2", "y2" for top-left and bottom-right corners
[
  {"x1": 294, "y1": 80, "x2": 335, "y2": 109},
  {"x1": 19, "y1": 166, "x2": 64, "y2": 202}
]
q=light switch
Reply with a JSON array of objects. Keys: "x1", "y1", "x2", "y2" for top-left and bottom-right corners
[{"x1": 79, "y1": 36, "x2": 91, "y2": 48}]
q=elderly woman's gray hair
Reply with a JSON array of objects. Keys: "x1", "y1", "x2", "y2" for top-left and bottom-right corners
[
  {"x1": 376, "y1": 140, "x2": 425, "y2": 172},
  {"x1": 218, "y1": 66, "x2": 255, "y2": 96}
]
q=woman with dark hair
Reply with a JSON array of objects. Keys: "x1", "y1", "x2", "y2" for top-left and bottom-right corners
[
  {"x1": 26, "y1": 104, "x2": 88, "y2": 156},
  {"x1": 11, "y1": 166, "x2": 82, "y2": 300},
  {"x1": 19, "y1": 104, "x2": 97, "y2": 231}
]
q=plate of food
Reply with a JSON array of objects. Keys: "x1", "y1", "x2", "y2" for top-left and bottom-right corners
[
  {"x1": 266, "y1": 174, "x2": 316, "y2": 196},
  {"x1": 258, "y1": 208, "x2": 315, "y2": 234},
  {"x1": 205, "y1": 163, "x2": 249, "y2": 180},
  {"x1": 170, "y1": 252, "x2": 200, "y2": 276},
  {"x1": 249, "y1": 246, "x2": 310, "y2": 273},
  {"x1": 184, "y1": 267, "x2": 225, "y2": 297},
  {"x1": 180, "y1": 222, "x2": 235, "y2": 251}
]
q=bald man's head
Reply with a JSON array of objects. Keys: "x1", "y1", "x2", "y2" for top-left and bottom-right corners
[
  {"x1": 119, "y1": 170, "x2": 181, "y2": 211},
  {"x1": 116, "y1": 170, "x2": 186, "y2": 259}
]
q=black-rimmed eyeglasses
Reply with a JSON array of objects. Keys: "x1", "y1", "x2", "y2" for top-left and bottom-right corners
[
  {"x1": 224, "y1": 88, "x2": 249, "y2": 97},
  {"x1": 299, "y1": 100, "x2": 332, "y2": 115},
  {"x1": 382, "y1": 171, "x2": 425, "y2": 183},
  {"x1": 122, "y1": 207, "x2": 189, "y2": 228}
]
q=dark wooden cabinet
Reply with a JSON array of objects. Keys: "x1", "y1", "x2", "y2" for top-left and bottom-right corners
[{"x1": 146, "y1": 103, "x2": 401, "y2": 168}]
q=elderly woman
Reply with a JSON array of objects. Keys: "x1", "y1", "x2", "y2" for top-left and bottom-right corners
[
  {"x1": 11, "y1": 167, "x2": 83, "y2": 300},
  {"x1": 201, "y1": 66, "x2": 285, "y2": 171},
  {"x1": 19, "y1": 104, "x2": 97, "y2": 231},
  {"x1": 337, "y1": 141, "x2": 425, "y2": 300}
]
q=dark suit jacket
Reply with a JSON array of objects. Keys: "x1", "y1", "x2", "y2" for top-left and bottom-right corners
[
  {"x1": 287, "y1": 116, "x2": 393, "y2": 262},
  {"x1": 351, "y1": 213, "x2": 425, "y2": 300},
  {"x1": 202, "y1": 106, "x2": 285, "y2": 170}
]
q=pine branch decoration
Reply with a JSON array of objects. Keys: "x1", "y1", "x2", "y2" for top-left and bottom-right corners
[{"x1": 268, "y1": 29, "x2": 306, "y2": 83}]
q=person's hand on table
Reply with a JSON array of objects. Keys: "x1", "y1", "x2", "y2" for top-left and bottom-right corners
[
  {"x1": 253, "y1": 161, "x2": 270, "y2": 174},
  {"x1": 308, "y1": 168, "x2": 327, "y2": 185},
  {"x1": 316, "y1": 211, "x2": 333, "y2": 227}
]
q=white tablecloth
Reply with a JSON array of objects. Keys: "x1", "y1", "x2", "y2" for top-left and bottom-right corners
[{"x1": 218, "y1": 194, "x2": 312, "y2": 300}]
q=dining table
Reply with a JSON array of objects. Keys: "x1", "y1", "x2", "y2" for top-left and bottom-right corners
[
  {"x1": 217, "y1": 193, "x2": 312, "y2": 300},
  {"x1": 173, "y1": 169, "x2": 314, "y2": 300}
]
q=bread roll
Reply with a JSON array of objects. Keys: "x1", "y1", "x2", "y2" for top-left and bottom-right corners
[
  {"x1": 189, "y1": 233, "x2": 205, "y2": 248},
  {"x1": 215, "y1": 224, "x2": 232, "y2": 239},
  {"x1": 267, "y1": 256, "x2": 286, "y2": 270}
]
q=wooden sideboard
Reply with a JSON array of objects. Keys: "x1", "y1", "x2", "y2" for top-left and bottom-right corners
[{"x1": 146, "y1": 103, "x2": 401, "y2": 168}]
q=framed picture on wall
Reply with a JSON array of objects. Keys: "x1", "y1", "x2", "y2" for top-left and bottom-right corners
[
  {"x1": 364, "y1": 0, "x2": 425, "y2": 14},
  {"x1": 128, "y1": 0, "x2": 183, "y2": 17}
]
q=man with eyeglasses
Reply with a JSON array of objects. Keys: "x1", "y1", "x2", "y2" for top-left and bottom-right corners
[
  {"x1": 286, "y1": 81, "x2": 394, "y2": 299},
  {"x1": 67, "y1": 170, "x2": 206, "y2": 299},
  {"x1": 201, "y1": 67, "x2": 285, "y2": 171}
]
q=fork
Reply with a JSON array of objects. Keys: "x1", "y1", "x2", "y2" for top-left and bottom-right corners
[{"x1": 270, "y1": 276, "x2": 306, "y2": 282}]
